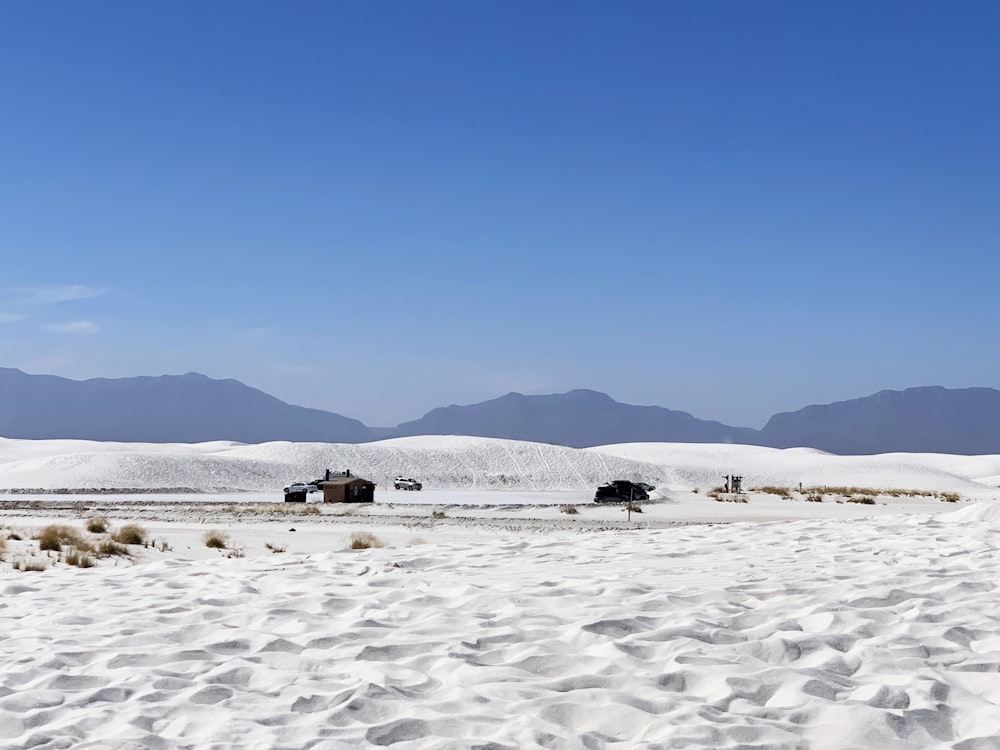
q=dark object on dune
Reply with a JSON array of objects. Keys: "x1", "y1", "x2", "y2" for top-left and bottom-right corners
[{"x1": 594, "y1": 480, "x2": 649, "y2": 503}]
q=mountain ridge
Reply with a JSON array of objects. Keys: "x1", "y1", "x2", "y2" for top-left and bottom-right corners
[{"x1": 1, "y1": 368, "x2": 998, "y2": 455}]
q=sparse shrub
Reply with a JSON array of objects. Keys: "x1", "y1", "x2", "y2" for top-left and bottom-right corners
[
  {"x1": 560, "y1": 504, "x2": 579, "y2": 515},
  {"x1": 431, "y1": 510, "x2": 446, "y2": 519},
  {"x1": 756, "y1": 486, "x2": 791, "y2": 498},
  {"x1": 940, "y1": 492, "x2": 960, "y2": 503},
  {"x1": 85, "y1": 516, "x2": 109, "y2": 533},
  {"x1": 226, "y1": 546, "x2": 245, "y2": 559},
  {"x1": 265, "y1": 542, "x2": 286, "y2": 553},
  {"x1": 15, "y1": 559, "x2": 48, "y2": 572},
  {"x1": 97, "y1": 539, "x2": 131, "y2": 557},
  {"x1": 804, "y1": 485, "x2": 941, "y2": 500},
  {"x1": 112, "y1": 524, "x2": 147, "y2": 545},
  {"x1": 806, "y1": 494, "x2": 823, "y2": 502},
  {"x1": 38, "y1": 524, "x2": 89, "y2": 552},
  {"x1": 202, "y1": 530, "x2": 229, "y2": 549},
  {"x1": 64, "y1": 549, "x2": 95, "y2": 568},
  {"x1": 349, "y1": 531, "x2": 386, "y2": 550},
  {"x1": 848, "y1": 497, "x2": 876, "y2": 505}
]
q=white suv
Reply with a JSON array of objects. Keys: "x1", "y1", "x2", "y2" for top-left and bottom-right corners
[
  {"x1": 284, "y1": 482, "x2": 319, "y2": 494},
  {"x1": 393, "y1": 476, "x2": 422, "y2": 491}
]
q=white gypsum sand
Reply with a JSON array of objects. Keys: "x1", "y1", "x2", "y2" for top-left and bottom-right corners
[
  {"x1": 3, "y1": 508, "x2": 1000, "y2": 748},
  {"x1": 2, "y1": 437, "x2": 1000, "y2": 748},
  {"x1": 2, "y1": 435, "x2": 998, "y2": 495}
]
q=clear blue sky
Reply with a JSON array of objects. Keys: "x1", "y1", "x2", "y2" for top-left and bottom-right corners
[{"x1": 1, "y1": 1, "x2": 997, "y2": 428}]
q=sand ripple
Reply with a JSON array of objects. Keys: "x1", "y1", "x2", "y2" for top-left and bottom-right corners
[{"x1": 4, "y1": 514, "x2": 1000, "y2": 748}]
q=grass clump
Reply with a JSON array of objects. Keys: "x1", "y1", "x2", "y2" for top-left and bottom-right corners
[
  {"x1": 431, "y1": 510, "x2": 447, "y2": 519},
  {"x1": 805, "y1": 494, "x2": 824, "y2": 502},
  {"x1": 38, "y1": 524, "x2": 90, "y2": 552},
  {"x1": 112, "y1": 524, "x2": 147, "y2": 545},
  {"x1": 265, "y1": 542, "x2": 286, "y2": 553},
  {"x1": 15, "y1": 559, "x2": 49, "y2": 572},
  {"x1": 349, "y1": 531, "x2": 386, "y2": 550},
  {"x1": 940, "y1": 492, "x2": 960, "y2": 503},
  {"x1": 755, "y1": 486, "x2": 791, "y2": 498},
  {"x1": 560, "y1": 504, "x2": 579, "y2": 515},
  {"x1": 848, "y1": 496, "x2": 877, "y2": 505},
  {"x1": 64, "y1": 548, "x2": 95, "y2": 568},
  {"x1": 85, "y1": 516, "x2": 109, "y2": 533},
  {"x1": 202, "y1": 530, "x2": 230, "y2": 549},
  {"x1": 97, "y1": 539, "x2": 131, "y2": 557}
]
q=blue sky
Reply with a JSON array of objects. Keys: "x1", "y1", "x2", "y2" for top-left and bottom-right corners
[{"x1": 1, "y1": 1, "x2": 998, "y2": 428}]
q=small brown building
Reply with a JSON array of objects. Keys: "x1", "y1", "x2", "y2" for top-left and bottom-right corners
[{"x1": 318, "y1": 469, "x2": 375, "y2": 503}]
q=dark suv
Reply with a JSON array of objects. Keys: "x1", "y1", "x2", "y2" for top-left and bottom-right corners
[{"x1": 594, "y1": 480, "x2": 650, "y2": 503}]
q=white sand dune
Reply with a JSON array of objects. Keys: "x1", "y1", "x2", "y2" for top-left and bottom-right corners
[
  {"x1": 1, "y1": 437, "x2": 999, "y2": 498},
  {"x1": 3, "y1": 437, "x2": 1000, "y2": 747},
  {"x1": 3, "y1": 508, "x2": 1000, "y2": 748},
  {"x1": 591, "y1": 442, "x2": 1000, "y2": 496},
  {"x1": 0, "y1": 436, "x2": 666, "y2": 492}
]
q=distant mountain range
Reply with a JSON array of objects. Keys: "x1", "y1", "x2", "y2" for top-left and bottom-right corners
[
  {"x1": 393, "y1": 389, "x2": 758, "y2": 448},
  {"x1": 0, "y1": 368, "x2": 370, "y2": 444},
  {"x1": 1, "y1": 368, "x2": 998, "y2": 455},
  {"x1": 759, "y1": 386, "x2": 1000, "y2": 455}
]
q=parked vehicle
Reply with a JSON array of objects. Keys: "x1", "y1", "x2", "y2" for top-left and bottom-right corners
[
  {"x1": 594, "y1": 480, "x2": 649, "y2": 503},
  {"x1": 284, "y1": 482, "x2": 319, "y2": 494},
  {"x1": 393, "y1": 475, "x2": 423, "y2": 491}
]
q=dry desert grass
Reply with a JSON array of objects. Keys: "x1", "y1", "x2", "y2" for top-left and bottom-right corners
[
  {"x1": 349, "y1": 531, "x2": 386, "y2": 550},
  {"x1": 202, "y1": 530, "x2": 230, "y2": 549},
  {"x1": 97, "y1": 539, "x2": 131, "y2": 557},
  {"x1": 14, "y1": 559, "x2": 48, "y2": 572},
  {"x1": 38, "y1": 524, "x2": 90, "y2": 552},
  {"x1": 112, "y1": 524, "x2": 147, "y2": 546},
  {"x1": 753, "y1": 485, "x2": 791, "y2": 498},
  {"x1": 63, "y1": 547, "x2": 95, "y2": 568},
  {"x1": 85, "y1": 515, "x2": 109, "y2": 533}
]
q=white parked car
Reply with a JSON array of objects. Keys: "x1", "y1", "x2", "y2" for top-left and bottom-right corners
[
  {"x1": 284, "y1": 482, "x2": 319, "y2": 494},
  {"x1": 393, "y1": 475, "x2": 423, "y2": 491}
]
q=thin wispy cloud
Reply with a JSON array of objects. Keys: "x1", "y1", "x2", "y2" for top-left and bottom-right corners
[
  {"x1": 41, "y1": 320, "x2": 100, "y2": 335},
  {"x1": 14, "y1": 285, "x2": 105, "y2": 305},
  {"x1": 0, "y1": 313, "x2": 26, "y2": 323}
]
